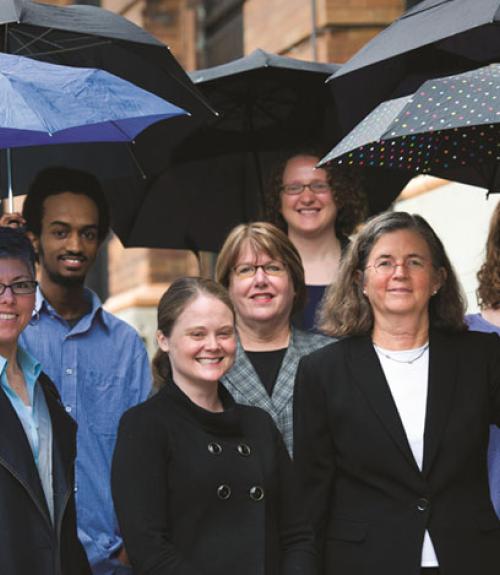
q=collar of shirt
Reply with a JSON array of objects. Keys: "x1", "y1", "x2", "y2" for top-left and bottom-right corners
[
  {"x1": 0, "y1": 345, "x2": 42, "y2": 406},
  {"x1": 33, "y1": 286, "x2": 111, "y2": 334}
]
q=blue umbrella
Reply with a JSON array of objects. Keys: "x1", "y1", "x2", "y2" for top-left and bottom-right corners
[{"x1": 0, "y1": 52, "x2": 187, "y2": 209}]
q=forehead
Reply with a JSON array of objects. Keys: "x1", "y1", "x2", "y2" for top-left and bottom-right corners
[
  {"x1": 235, "y1": 239, "x2": 277, "y2": 263},
  {"x1": 0, "y1": 257, "x2": 33, "y2": 278},
  {"x1": 175, "y1": 294, "x2": 233, "y2": 325},
  {"x1": 369, "y1": 229, "x2": 431, "y2": 258},
  {"x1": 42, "y1": 192, "x2": 99, "y2": 227},
  {"x1": 282, "y1": 155, "x2": 326, "y2": 180}
]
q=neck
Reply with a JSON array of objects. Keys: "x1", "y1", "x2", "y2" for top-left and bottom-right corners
[
  {"x1": 175, "y1": 377, "x2": 222, "y2": 412},
  {"x1": 481, "y1": 307, "x2": 500, "y2": 328},
  {"x1": 0, "y1": 342, "x2": 19, "y2": 371},
  {"x1": 237, "y1": 317, "x2": 291, "y2": 351},
  {"x1": 39, "y1": 272, "x2": 89, "y2": 320},
  {"x1": 372, "y1": 313, "x2": 430, "y2": 350},
  {"x1": 288, "y1": 227, "x2": 341, "y2": 285}
]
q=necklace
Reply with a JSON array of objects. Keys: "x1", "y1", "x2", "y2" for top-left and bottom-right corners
[{"x1": 376, "y1": 343, "x2": 429, "y2": 365}]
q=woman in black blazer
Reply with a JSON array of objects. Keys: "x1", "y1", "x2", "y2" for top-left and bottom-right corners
[
  {"x1": 293, "y1": 212, "x2": 500, "y2": 575},
  {"x1": 112, "y1": 277, "x2": 315, "y2": 575}
]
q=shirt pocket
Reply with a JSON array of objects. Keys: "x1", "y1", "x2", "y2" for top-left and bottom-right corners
[{"x1": 83, "y1": 370, "x2": 131, "y2": 436}]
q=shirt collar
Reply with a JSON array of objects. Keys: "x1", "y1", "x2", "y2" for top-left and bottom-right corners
[
  {"x1": 34, "y1": 286, "x2": 111, "y2": 332},
  {"x1": 0, "y1": 345, "x2": 42, "y2": 381}
]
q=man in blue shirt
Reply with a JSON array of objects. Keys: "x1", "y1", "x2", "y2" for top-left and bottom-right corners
[{"x1": 4, "y1": 167, "x2": 152, "y2": 575}]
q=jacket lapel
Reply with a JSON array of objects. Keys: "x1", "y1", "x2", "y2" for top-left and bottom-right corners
[
  {"x1": 0, "y1": 386, "x2": 51, "y2": 523},
  {"x1": 422, "y1": 330, "x2": 458, "y2": 476},
  {"x1": 271, "y1": 330, "x2": 303, "y2": 415},
  {"x1": 40, "y1": 374, "x2": 76, "y2": 529},
  {"x1": 348, "y1": 336, "x2": 420, "y2": 472}
]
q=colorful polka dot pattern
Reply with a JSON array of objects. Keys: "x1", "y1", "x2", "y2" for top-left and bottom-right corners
[{"x1": 322, "y1": 64, "x2": 500, "y2": 186}]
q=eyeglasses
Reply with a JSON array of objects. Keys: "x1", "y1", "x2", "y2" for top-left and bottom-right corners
[
  {"x1": 365, "y1": 257, "x2": 429, "y2": 276},
  {"x1": 232, "y1": 261, "x2": 287, "y2": 279},
  {"x1": 0, "y1": 280, "x2": 38, "y2": 296},
  {"x1": 281, "y1": 181, "x2": 331, "y2": 195}
]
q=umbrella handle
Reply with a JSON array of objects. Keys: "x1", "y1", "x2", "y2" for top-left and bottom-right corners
[{"x1": 6, "y1": 148, "x2": 13, "y2": 213}]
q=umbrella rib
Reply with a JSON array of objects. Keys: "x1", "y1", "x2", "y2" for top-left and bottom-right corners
[{"x1": 8, "y1": 29, "x2": 112, "y2": 57}]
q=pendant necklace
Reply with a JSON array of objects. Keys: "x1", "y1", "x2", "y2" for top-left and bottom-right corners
[{"x1": 376, "y1": 343, "x2": 429, "y2": 365}]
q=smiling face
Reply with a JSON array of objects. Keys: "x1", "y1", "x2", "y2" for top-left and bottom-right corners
[
  {"x1": 157, "y1": 294, "x2": 236, "y2": 389},
  {"x1": 228, "y1": 241, "x2": 295, "y2": 331},
  {"x1": 280, "y1": 155, "x2": 337, "y2": 239},
  {"x1": 362, "y1": 229, "x2": 443, "y2": 325},
  {"x1": 32, "y1": 192, "x2": 100, "y2": 287},
  {"x1": 0, "y1": 258, "x2": 35, "y2": 357}
]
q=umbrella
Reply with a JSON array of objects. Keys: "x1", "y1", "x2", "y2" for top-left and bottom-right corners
[
  {"x1": 119, "y1": 49, "x2": 410, "y2": 252},
  {"x1": 0, "y1": 0, "x2": 215, "y2": 233},
  {"x1": 328, "y1": 0, "x2": 500, "y2": 138},
  {"x1": 0, "y1": 52, "x2": 186, "y2": 209},
  {"x1": 320, "y1": 65, "x2": 500, "y2": 194}
]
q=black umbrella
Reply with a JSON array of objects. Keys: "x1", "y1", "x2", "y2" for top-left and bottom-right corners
[
  {"x1": 120, "y1": 49, "x2": 410, "y2": 251},
  {"x1": 321, "y1": 65, "x2": 500, "y2": 194},
  {"x1": 0, "y1": 0, "x2": 215, "y2": 237},
  {"x1": 328, "y1": 0, "x2": 500, "y2": 138}
]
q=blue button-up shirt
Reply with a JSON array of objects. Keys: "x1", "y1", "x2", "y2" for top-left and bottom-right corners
[
  {"x1": 0, "y1": 347, "x2": 54, "y2": 521},
  {"x1": 20, "y1": 288, "x2": 152, "y2": 575}
]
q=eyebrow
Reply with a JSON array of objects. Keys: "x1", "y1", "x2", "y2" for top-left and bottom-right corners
[{"x1": 49, "y1": 221, "x2": 98, "y2": 231}]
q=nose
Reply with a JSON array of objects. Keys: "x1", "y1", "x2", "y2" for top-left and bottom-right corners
[
  {"x1": 298, "y1": 185, "x2": 315, "y2": 202},
  {"x1": 392, "y1": 262, "x2": 409, "y2": 278},
  {"x1": 253, "y1": 266, "x2": 269, "y2": 284},
  {"x1": 205, "y1": 333, "x2": 220, "y2": 350},
  {"x1": 66, "y1": 232, "x2": 83, "y2": 253},
  {"x1": 0, "y1": 285, "x2": 15, "y2": 303}
]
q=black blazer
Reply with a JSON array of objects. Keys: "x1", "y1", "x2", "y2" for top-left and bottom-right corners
[
  {"x1": 293, "y1": 329, "x2": 500, "y2": 575},
  {"x1": 112, "y1": 378, "x2": 316, "y2": 575},
  {"x1": 0, "y1": 372, "x2": 90, "y2": 575}
]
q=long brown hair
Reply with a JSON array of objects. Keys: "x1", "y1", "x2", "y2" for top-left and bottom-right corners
[
  {"x1": 318, "y1": 212, "x2": 467, "y2": 336},
  {"x1": 152, "y1": 277, "x2": 235, "y2": 390},
  {"x1": 477, "y1": 201, "x2": 500, "y2": 309}
]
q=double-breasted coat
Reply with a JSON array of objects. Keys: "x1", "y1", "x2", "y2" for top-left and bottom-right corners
[
  {"x1": 111, "y1": 377, "x2": 316, "y2": 575},
  {"x1": 293, "y1": 330, "x2": 500, "y2": 575},
  {"x1": 0, "y1": 372, "x2": 91, "y2": 575}
]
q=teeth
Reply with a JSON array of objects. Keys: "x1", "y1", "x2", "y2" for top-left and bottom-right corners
[
  {"x1": 197, "y1": 358, "x2": 222, "y2": 365},
  {"x1": 63, "y1": 258, "x2": 82, "y2": 263},
  {"x1": 0, "y1": 313, "x2": 16, "y2": 320}
]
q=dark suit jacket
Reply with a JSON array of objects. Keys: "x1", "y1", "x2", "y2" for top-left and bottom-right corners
[
  {"x1": 293, "y1": 330, "x2": 500, "y2": 575},
  {"x1": 112, "y1": 377, "x2": 316, "y2": 575},
  {"x1": 0, "y1": 372, "x2": 90, "y2": 575}
]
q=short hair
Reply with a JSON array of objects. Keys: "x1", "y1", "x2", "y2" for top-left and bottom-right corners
[
  {"x1": 0, "y1": 227, "x2": 36, "y2": 277},
  {"x1": 477, "y1": 201, "x2": 500, "y2": 309},
  {"x1": 264, "y1": 147, "x2": 368, "y2": 237},
  {"x1": 152, "y1": 277, "x2": 235, "y2": 390},
  {"x1": 23, "y1": 167, "x2": 110, "y2": 241},
  {"x1": 215, "y1": 221, "x2": 306, "y2": 316},
  {"x1": 318, "y1": 211, "x2": 467, "y2": 336}
]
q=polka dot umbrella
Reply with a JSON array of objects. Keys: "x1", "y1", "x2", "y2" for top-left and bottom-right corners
[{"x1": 320, "y1": 64, "x2": 500, "y2": 194}]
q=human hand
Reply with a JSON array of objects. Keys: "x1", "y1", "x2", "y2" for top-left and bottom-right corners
[{"x1": 0, "y1": 212, "x2": 26, "y2": 229}]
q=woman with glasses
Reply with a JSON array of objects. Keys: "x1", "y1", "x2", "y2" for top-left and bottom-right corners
[
  {"x1": 264, "y1": 149, "x2": 366, "y2": 331},
  {"x1": 293, "y1": 212, "x2": 500, "y2": 575},
  {"x1": 0, "y1": 227, "x2": 90, "y2": 574},
  {"x1": 111, "y1": 277, "x2": 316, "y2": 575},
  {"x1": 216, "y1": 222, "x2": 331, "y2": 455}
]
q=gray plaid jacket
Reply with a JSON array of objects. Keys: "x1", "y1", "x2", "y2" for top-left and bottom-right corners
[{"x1": 221, "y1": 327, "x2": 333, "y2": 456}]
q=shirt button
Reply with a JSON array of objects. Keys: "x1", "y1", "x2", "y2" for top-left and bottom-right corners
[
  {"x1": 65, "y1": 368, "x2": 73, "y2": 375},
  {"x1": 217, "y1": 484, "x2": 231, "y2": 500},
  {"x1": 249, "y1": 486, "x2": 265, "y2": 501},
  {"x1": 65, "y1": 406, "x2": 72, "y2": 413},
  {"x1": 208, "y1": 442, "x2": 223, "y2": 455},
  {"x1": 237, "y1": 443, "x2": 251, "y2": 457}
]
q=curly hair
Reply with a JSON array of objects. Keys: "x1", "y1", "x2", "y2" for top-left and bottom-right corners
[
  {"x1": 318, "y1": 212, "x2": 466, "y2": 337},
  {"x1": 477, "y1": 201, "x2": 500, "y2": 310},
  {"x1": 263, "y1": 147, "x2": 368, "y2": 237}
]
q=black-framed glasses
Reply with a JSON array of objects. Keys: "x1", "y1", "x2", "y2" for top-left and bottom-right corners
[
  {"x1": 232, "y1": 261, "x2": 287, "y2": 279},
  {"x1": 0, "y1": 280, "x2": 38, "y2": 296},
  {"x1": 281, "y1": 181, "x2": 332, "y2": 195}
]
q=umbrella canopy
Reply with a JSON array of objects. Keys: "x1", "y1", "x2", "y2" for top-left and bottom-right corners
[
  {"x1": 0, "y1": 0, "x2": 215, "y2": 237},
  {"x1": 120, "y1": 49, "x2": 410, "y2": 251},
  {"x1": 328, "y1": 0, "x2": 500, "y2": 137},
  {"x1": 0, "y1": 52, "x2": 186, "y2": 148},
  {"x1": 321, "y1": 65, "x2": 500, "y2": 193}
]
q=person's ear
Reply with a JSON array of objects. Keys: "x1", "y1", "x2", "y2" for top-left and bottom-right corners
[
  {"x1": 432, "y1": 267, "x2": 447, "y2": 295},
  {"x1": 156, "y1": 330, "x2": 169, "y2": 352},
  {"x1": 26, "y1": 231, "x2": 39, "y2": 254},
  {"x1": 354, "y1": 269, "x2": 367, "y2": 295}
]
